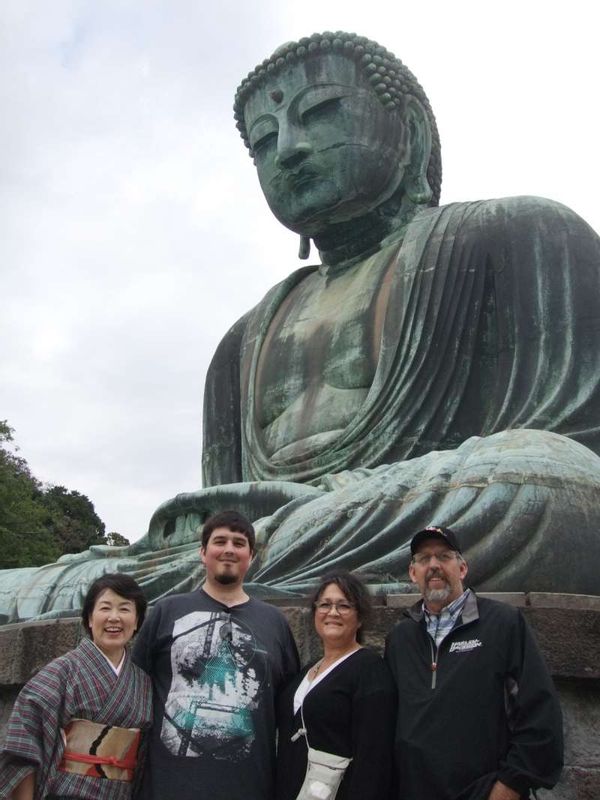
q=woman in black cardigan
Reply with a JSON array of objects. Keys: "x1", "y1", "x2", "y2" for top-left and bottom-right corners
[{"x1": 276, "y1": 571, "x2": 396, "y2": 800}]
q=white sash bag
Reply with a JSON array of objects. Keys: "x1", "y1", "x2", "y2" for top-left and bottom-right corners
[
  {"x1": 295, "y1": 746, "x2": 352, "y2": 800},
  {"x1": 294, "y1": 698, "x2": 352, "y2": 800}
]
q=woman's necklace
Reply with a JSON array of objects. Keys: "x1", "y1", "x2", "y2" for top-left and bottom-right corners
[{"x1": 309, "y1": 646, "x2": 362, "y2": 680}]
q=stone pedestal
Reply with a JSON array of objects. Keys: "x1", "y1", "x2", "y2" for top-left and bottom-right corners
[{"x1": 1, "y1": 593, "x2": 598, "y2": 798}]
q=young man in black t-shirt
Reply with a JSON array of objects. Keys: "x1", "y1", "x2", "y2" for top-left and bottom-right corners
[{"x1": 133, "y1": 511, "x2": 299, "y2": 800}]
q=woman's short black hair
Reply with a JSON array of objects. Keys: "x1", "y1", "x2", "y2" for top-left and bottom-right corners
[
  {"x1": 81, "y1": 573, "x2": 147, "y2": 637},
  {"x1": 309, "y1": 571, "x2": 373, "y2": 644}
]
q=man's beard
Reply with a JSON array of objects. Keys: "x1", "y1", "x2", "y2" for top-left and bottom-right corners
[
  {"x1": 425, "y1": 585, "x2": 452, "y2": 604},
  {"x1": 424, "y1": 569, "x2": 452, "y2": 605},
  {"x1": 215, "y1": 572, "x2": 239, "y2": 585}
]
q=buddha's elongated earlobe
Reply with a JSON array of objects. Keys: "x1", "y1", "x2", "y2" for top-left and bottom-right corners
[
  {"x1": 298, "y1": 235, "x2": 311, "y2": 260},
  {"x1": 405, "y1": 170, "x2": 433, "y2": 205},
  {"x1": 404, "y1": 96, "x2": 433, "y2": 206}
]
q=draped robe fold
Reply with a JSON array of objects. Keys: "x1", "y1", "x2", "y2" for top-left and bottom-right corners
[{"x1": 205, "y1": 196, "x2": 600, "y2": 483}]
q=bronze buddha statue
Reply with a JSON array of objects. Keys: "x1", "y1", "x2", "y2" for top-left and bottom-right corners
[{"x1": 2, "y1": 32, "x2": 600, "y2": 622}]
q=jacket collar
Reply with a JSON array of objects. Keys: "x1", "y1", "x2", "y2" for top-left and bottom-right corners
[{"x1": 404, "y1": 587, "x2": 479, "y2": 625}]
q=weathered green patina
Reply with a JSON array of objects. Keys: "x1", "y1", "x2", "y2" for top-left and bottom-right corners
[{"x1": 2, "y1": 32, "x2": 600, "y2": 622}]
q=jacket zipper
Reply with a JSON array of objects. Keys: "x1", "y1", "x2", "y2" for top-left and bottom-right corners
[
  {"x1": 415, "y1": 591, "x2": 477, "y2": 691},
  {"x1": 429, "y1": 638, "x2": 440, "y2": 689}
]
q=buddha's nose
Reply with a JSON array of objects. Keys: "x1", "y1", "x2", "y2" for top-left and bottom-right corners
[{"x1": 275, "y1": 125, "x2": 312, "y2": 169}]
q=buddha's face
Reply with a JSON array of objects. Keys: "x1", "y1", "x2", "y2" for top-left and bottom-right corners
[{"x1": 243, "y1": 53, "x2": 410, "y2": 237}]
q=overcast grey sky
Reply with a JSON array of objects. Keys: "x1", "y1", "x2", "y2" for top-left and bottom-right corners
[{"x1": 1, "y1": 0, "x2": 598, "y2": 542}]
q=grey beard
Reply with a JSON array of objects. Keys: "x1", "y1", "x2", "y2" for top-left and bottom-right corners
[{"x1": 425, "y1": 585, "x2": 452, "y2": 604}]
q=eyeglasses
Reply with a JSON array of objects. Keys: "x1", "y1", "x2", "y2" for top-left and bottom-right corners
[
  {"x1": 412, "y1": 552, "x2": 459, "y2": 566},
  {"x1": 314, "y1": 601, "x2": 356, "y2": 615}
]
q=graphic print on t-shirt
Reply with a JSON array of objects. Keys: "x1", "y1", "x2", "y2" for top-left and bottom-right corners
[{"x1": 161, "y1": 610, "x2": 264, "y2": 759}]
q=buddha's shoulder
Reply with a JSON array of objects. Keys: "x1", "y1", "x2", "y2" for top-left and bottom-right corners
[{"x1": 429, "y1": 195, "x2": 589, "y2": 233}]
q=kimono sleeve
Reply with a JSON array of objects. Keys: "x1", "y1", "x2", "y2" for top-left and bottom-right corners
[{"x1": 0, "y1": 661, "x2": 66, "y2": 799}]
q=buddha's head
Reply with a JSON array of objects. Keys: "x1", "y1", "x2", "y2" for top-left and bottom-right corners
[{"x1": 234, "y1": 32, "x2": 441, "y2": 255}]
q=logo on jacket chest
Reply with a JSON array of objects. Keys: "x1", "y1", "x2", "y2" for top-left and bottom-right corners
[{"x1": 448, "y1": 638, "x2": 483, "y2": 653}]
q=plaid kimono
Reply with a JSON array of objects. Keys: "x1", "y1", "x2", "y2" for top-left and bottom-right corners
[{"x1": 0, "y1": 637, "x2": 152, "y2": 800}]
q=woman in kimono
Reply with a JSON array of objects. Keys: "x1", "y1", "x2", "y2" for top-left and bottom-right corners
[
  {"x1": 0, "y1": 573, "x2": 153, "y2": 800},
  {"x1": 275, "y1": 572, "x2": 396, "y2": 800}
]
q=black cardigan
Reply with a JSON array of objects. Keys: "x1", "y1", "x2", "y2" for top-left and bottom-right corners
[{"x1": 275, "y1": 648, "x2": 396, "y2": 800}]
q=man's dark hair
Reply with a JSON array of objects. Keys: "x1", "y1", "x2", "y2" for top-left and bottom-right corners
[
  {"x1": 309, "y1": 570, "x2": 372, "y2": 644},
  {"x1": 81, "y1": 572, "x2": 147, "y2": 637},
  {"x1": 201, "y1": 510, "x2": 256, "y2": 553}
]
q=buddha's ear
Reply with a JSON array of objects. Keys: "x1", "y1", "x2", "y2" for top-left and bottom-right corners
[{"x1": 404, "y1": 96, "x2": 433, "y2": 205}]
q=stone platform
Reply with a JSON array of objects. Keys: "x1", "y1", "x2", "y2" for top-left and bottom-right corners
[{"x1": 1, "y1": 592, "x2": 599, "y2": 799}]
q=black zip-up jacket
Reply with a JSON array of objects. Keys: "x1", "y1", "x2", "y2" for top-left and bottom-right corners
[{"x1": 384, "y1": 591, "x2": 563, "y2": 800}]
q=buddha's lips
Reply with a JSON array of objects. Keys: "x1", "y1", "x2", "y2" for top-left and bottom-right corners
[
  {"x1": 273, "y1": 166, "x2": 320, "y2": 190},
  {"x1": 292, "y1": 176, "x2": 316, "y2": 190}
]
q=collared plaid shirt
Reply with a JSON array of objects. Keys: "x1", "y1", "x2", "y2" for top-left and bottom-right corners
[{"x1": 424, "y1": 589, "x2": 470, "y2": 647}]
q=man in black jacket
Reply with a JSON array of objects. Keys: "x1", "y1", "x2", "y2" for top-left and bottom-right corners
[{"x1": 384, "y1": 526, "x2": 563, "y2": 800}]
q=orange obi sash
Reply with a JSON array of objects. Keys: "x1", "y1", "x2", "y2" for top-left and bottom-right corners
[{"x1": 59, "y1": 718, "x2": 141, "y2": 782}]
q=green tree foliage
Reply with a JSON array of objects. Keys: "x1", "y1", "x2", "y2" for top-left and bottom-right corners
[
  {"x1": 106, "y1": 531, "x2": 130, "y2": 547},
  {"x1": 0, "y1": 420, "x2": 109, "y2": 568},
  {"x1": 41, "y1": 485, "x2": 106, "y2": 555}
]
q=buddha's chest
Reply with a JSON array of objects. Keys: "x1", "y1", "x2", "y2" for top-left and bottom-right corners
[{"x1": 254, "y1": 258, "x2": 395, "y2": 429}]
